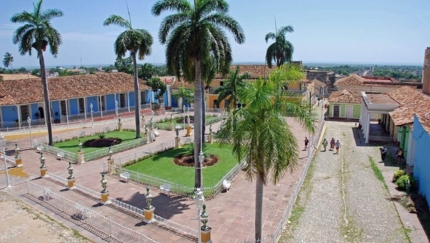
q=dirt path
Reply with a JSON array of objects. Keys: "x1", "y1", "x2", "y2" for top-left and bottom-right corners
[
  {"x1": 282, "y1": 121, "x2": 409, "y2": 243},
  {"x1": 0, "y1": 191, "x2": 90, "y2": 243}
]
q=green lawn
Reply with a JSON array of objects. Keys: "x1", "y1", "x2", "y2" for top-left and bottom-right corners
[
  {"x1": 125, "y1": 143, "x2": 239, "y2": 188},
  {"x1": 54, "y1": 130, "x2": 143, "y2": 153}
]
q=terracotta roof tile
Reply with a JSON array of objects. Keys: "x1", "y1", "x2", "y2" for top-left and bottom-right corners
[
  {"x1": 417, "y1": 113, "x2": 430, "y2": 134},
  {"x1": 215, "y1": 65, "x2": 277, "y2": 79},
  {"x1": 170, "y1": 81, "x2": 194, "y2": 89},
  {"x1": 0, "y1": 74, "x2": 39, "y2": 80},
  {"x1": 387, "y1": 86, "x2": 430, "y2": 126},
  {"x1": 311, "y1": 79, "x2": 327, "y2": 87},
  {"x1": 334, "y1": 74, "x2": 363, "y2": 86},
  {"x1": 367, "y1": 94, "x2": 398, "y2": 105},
  {"x1": 328, "y1": 89, "x2": 362, "y2": 104},
  {"x1": 0, "y1": 72, "x2": 149, "y2": 105}
]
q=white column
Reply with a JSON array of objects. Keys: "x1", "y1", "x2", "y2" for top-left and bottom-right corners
[
  {"x1": 65, "y1": 100, "x2": 69, "y2": 125},
  {"x1": 43, "y1": 102, "x2": 47, "y2": 126},
  {"x1": 127, "y1": 92, "x2": 131, "y2": 113},
  {"x1": 365, "y1": 112, "x2": 370, "y2": 143},
  {"x1": 84, "y1": 97, "x2": 87, "y2": 120},
  {"x1": 16, "y1": 105, "x2": 21, "y2": 128}
]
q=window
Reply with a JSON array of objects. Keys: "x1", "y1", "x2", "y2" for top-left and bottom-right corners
[
  {"x1": 120, "y1": 94, "x2": 126, "y2": 108},
  {"x1": 220, "y1": 81, "x2": 224, "y2": 86},
  {"x1": 60, "y1": 100, "x2": 67, "y2": 116},
  {"x1": 333, "y1": 105, "x2": 340, "y2": 118},
  {"x1": 141, "y1": 91, "x2": 146, "y2": 104},
  {"x1": 20, "y1": 105, "x2": 29, "y2": 121}
]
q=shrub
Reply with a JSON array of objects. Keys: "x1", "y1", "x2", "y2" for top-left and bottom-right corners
[
  {"x1": 392, "y1": 169, "x2": 405, "y2": 182},
  {"x1": 396, "y1": 174, "x2": 417, "y2": 191},
  {"x1": 98, "y1": 133, "x2": 106, "y2": 139}
]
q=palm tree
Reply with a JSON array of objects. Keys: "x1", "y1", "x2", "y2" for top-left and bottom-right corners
[
  {"x1": 152, "y1": 0, "x2": 245, "y2": 188},
  {"x1": 3, "y1": 52, "x2": 14, "y2": 69},
  {"x1": 214, "y1": 66, "x2": 250, "y2": 110},
  {"x1": 11, "y1": 0, "x2": 63, "y2": 146},
  {"x1": 265, "y1": 25, "x2": 294, "y2": 68},
  {"x1": 217, "y1": 64, "x2": 314, "y2": 241},
  {"x1": 104, "y1": 13, "x2": 153, "y2": 139}
]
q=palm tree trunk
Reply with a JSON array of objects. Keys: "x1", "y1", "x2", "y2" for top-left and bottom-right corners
[
  {"x1": 132, "y1": 53, "x2": 141, "y2": 138},
  {"x1": 255, "y1": 176, "x2": 264, "y2": 241},
  {"x1": 38, "y1": 50, "x2": 54, "y2": 146},
  {"x1": 201, "y1": 84, "x2": 206, "y2": 145},
  {"x1": 194, "y1": 58, "x2": 203, "y2": 189}
]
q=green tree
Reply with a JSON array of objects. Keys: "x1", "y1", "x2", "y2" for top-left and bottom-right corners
[
  {"x1": 265, "y1": 25, "x2": 294, "y2": 68},
  {"x1": 152, "y1": 0, "x2": 245, "y2": 188},
  {"x1": 3, "y1": 52, "x2": 14, "y2": 69},
  {"x1": 104, "y1": 13, "x2": 153, "y2": 139},
  {"x1": 146, "y1": 77, "x2": 167, "y2": 103},
  {"x1": 140, "y1": 63, "x2": 155, "y2": 80},
  {"x1": 172, "y1": 86, "x2": 194, "y2": 112},
  {"x1": 31, "y1": 68, "x2": 40, "y2": 76},
  {"x1": 217, "y1": 64, "x2": 314, "y2": 241},
  {"x1": 114, "y1": 56, "x2": 133, "y2": 74},
  {"x1": 214, "y1": 66, "x2": 250, "y2": 110},
  {"x1": 11, "y1": 0, "x2": 63, "y2": 146}
]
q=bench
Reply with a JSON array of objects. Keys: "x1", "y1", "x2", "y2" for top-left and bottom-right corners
[
  {"x1": 57, "y1": 151, "x2": 64, "y2": 160},
  {"x1": 153, "y1": 128, "x2": 160, "y2": 137},
  {"x1": 160, "y1": 184, "x2": 171, "y2": 196},
  {"x1": 222, "y1": 179, "x2": 231, "y2": 192},
  {"x1": 120, "y1": 172, "x2": 130, "y2": 183}
]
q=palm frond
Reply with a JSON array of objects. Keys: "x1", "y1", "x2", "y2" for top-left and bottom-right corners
[
  {"x1": 10, "y1": 12, "x2": 34, "y2": 24},
  {"x1": 197, "y1": 0, "x2": 229, "y2": 17},
  {"x1": 18, "y1": 29, "x2": 34, "y2": 56},
  {"x1": 41, "y1": 9, "x2": 64, "y2": 21},
  {"x1": 136, "y1": 29, "x2": 153, "y2": 60},
  {"x1": 265, "y1": 32, "x2": 276, "y2": 42},
  {"x1": 265, "y1": 43, "x2": 276, "y2": 68},
  {"x1": 152, "y1": 0, "x2": 191, "y2": 16},
  {"x1": 103, "y1": 15, "x2": 131, "y2": 29},
  {"x1": 12, "y1": 24, "x2": 34, "y2": 44},
  {"x1": 203, "y1": 14, "x2": 245, "y2": 44},
  {"x1": 278, "y1": 25, "x2": 294, "y2": 36},
  {"x1": 33, "y1": 0, "x2": 43, "y2": 17},
  {"x1": 158, "y1": 13, "x2": 189, "y2": 44},
  {"x1": 113, "y1": 31, "x2": 129, "y2": 58}
]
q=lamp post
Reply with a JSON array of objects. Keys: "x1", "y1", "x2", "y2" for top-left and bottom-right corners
[
  {"x1": 175, "y1": 125, "x2": 181, "y2": 138},
  {"x1": 2, "y1": 148, "x2": 11, "y2": 188},
  {"x1": 115, "y1": 100, "x2": 119, "y2": 118},
  {"x1": 193, "y1": 188, "x2": 205, "y2": 243},
  {"x1": 27, "y1": 116, "x2": 32, "y2": 148},
  {"x1": 151, "y1": 109, "x2": 154, "y2": 121},
  {"x1": 90, "y1": 103, "x2": 94, "y2": 127}
]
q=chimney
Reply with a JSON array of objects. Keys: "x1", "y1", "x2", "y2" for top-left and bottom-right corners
[{"x1": 423, "y1": 47, "x2": 430, "y2": 95}]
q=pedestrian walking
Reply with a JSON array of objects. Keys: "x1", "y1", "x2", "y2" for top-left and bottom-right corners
[
  {"x1": 304, "y1": 137, "x2": 309, "y2": 151},
  {"x1": 330, "y1": 138, "x2": 335, "y2": 151},
  {"x1": 322, "y1": 138, "x2": 328, "y2": 152},
  {"x1": 335, "y1": 140, "x2": 341, "y2": 154}
]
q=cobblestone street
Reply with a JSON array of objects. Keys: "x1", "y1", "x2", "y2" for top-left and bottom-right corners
[{"x1": 282, "y1": 121, "x2": 410, "y2": 243}]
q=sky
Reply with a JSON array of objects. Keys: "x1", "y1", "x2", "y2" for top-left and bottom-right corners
[{"x1": 0, "y1": 0, "x2": 429, "y2": 68}]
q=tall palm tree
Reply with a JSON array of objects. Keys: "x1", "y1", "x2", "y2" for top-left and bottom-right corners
[
  {"x1": 104, "y1": 12, "x2": 153, "y2": 139},
  {"x1": 152, "y1": 0, "x2": 245, "y2": 189},
  {"x1": 3, "y1": 52, "x2": 14, "y2": 69},
  {"x1": 214, "y1": 66, "x2": 250, "y2": 110},
  {"x1": 265, "y1": 25, "x2": 294, "y2": 68},
  {"x1": 217, "y1": 64, "x2": 314, "y2": 241},
  {"x1": 11, "y1": 0, "x2": 63, "y2": 146}
]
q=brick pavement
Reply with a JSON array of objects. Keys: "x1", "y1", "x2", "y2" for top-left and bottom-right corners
[{"x1": 3, "y1": 110, "x2": 320, "y2": 242}]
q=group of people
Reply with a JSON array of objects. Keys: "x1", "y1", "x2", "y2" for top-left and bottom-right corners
[
  {"x1": 305, "y1": 137, "x2": 341, "y2": 154},
  {"x1": 321, "y1": 138, "x2": 340, "y2": 154},
  {"x1": 380, "y1": 146, "x2": 404, "y2": 163}
]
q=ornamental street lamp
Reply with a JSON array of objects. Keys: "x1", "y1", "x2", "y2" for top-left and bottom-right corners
[
  {"x1": 193, "y1": 188, "x2": 205, "y2": 243},
  {"x1": 175, "y1": 125, "x2": 182, "y2": 138},
  {"x1": 27, "y1": 116, "x2": 32, "y2": 148},
  {"x1": 90, "y1": 103, "x2": 94, "y2": 127}
]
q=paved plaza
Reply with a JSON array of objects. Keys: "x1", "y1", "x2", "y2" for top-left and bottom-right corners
[{"x1": 1, "y1": 110, "x2": 317, "y2": 242}]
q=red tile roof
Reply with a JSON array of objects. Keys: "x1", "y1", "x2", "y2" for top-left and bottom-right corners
[
  {"x1": 387, "y1": 86, "x2": 430, "y2": 126},
  {"x1": 417, "y1": 113, "x2": 430, "y2": 134},
  {"x1": 328, "y1": 89, "x2": 362, "y2": 104},
  {"x1": 0, "y1": 72, "x2": 150, "y2": 105}
]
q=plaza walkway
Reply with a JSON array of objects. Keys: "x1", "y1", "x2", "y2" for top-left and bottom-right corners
[
  {"x1": 281, "y1": 121, "x2": 411, "y2": 243},
  {"x1": 1, "y1": 107, "x2": 324, "y2": 242}
]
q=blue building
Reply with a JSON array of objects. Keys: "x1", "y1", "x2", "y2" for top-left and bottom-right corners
[
  {"x1": 411, "y1": 114, "x2": 430, "y2": 208},
  {"x1": 0, "y1": 72, "x2": 157, "y2": 128}
]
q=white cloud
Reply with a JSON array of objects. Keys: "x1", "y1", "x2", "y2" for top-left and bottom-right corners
[{"x1": 0, "y1": 23, "x2": 20, "y2": 38}]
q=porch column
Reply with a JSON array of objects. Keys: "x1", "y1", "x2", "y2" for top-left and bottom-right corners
[
  {"x1": 16, "y1": 105, "x2": 21, "y2": 128},
  {"x1": 127, "y1": 92, "x2": 131, "y2": 113},
  {"x1": 66, "y1": 100, "x2": 69, "y2": 125},
  {"x1": 100, "y1": 96, "x2": 103, "y2": 117},
  {"x1": 84, "y1": 97, "x2": 87, "y2": 120},
  {"x1": 43, "y1": 102, "x2": 47, "y2": 126},
  {"x1": 365, "y1": 112, "x2": 370, "y2": 143}
]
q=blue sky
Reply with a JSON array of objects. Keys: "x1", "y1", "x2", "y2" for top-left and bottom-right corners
[{"x1": 0, "y1": 0, "x2": 429, "y2": 68}]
